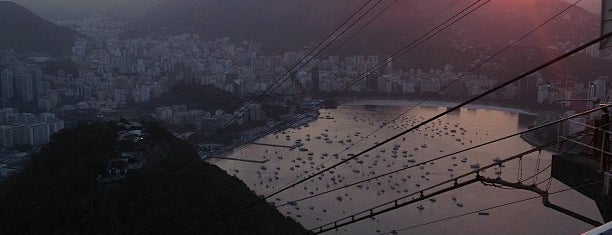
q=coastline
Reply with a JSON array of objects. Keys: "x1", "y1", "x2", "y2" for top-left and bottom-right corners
[
  {"x1": 519, "y1": 131, "x2": 558, "y2": 152},
  {"x1": 341, "y1": 99, "x2": 537, "y2": 116},
  {"x1": 208, "y1": 98, "x2": 560, "y2": 162},
  {"x1": 340, "y1": 99, "x2": 561, "y2": 151},
  {"x1": 518, "y1": 111, "x2": 569, "y2": 153},
  {"x1": 338, "y1": 99, "x2": 570, "y2": 153},
  {"x1": 202, "y1": 108, "x2": 320, "y2": 161}
]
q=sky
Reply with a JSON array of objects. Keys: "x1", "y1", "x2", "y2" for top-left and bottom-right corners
[
  {"x1": 8, "y1": 0, "x2": 605, "y2": 21},
  {"x1": 560, "y1": 0, "x2": 601, "y2": 13}
]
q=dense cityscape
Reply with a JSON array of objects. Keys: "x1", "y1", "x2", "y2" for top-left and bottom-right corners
[
  {"x1": 1, "y1": 14, "x2": 611, "y2": 180},
  {"x1": 0, "y1": 0, "x2": 611, "y2": 234}
]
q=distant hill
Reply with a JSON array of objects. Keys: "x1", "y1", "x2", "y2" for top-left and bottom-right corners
[
  {"x1": 122, "y1": 0, "x2": 597, "y2": 50},
  {"x1": 0, "y1": 1, "x2": 82, "y2": 55},
  {"x1": 122, "y1": 0, "x2": 357, "y2": 51},
  {"x1": 122, "y1": 0, "x2": 611, "y2": 81},
  {"x1": 0, "y1": 122, "x2": 306, "y2": 234},
  {"x1": 11, "y1": 0, "x2": 162, "y2": 20}
]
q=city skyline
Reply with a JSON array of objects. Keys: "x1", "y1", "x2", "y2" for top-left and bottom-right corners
[{"x1": 0, "y1": 1, "x2": 610, "y2": 234}]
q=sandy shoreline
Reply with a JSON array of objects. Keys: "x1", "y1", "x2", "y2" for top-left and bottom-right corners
[{"x1": 341, "y1": 99, "x2": 537, "y2": 115}]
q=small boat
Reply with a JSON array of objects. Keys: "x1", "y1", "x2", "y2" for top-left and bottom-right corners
[
  {"x1": 470, "y1": 163, "x2": 480, "y2": 169},
  {"x1": 417, "y1": 205, "x2": 425, "y2": 210}
]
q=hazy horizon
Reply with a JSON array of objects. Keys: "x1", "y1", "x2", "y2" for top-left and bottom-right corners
[{"x1": 7, "y1": 0, "x2": 606, "y2": 20}]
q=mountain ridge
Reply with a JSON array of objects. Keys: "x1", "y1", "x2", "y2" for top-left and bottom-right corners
[
  {"x1": 0, "y1": 1, "x2": 82, "y2": 55},
  {"x1": 121, "y1": 0, "x2": 610, "y2": 81}
]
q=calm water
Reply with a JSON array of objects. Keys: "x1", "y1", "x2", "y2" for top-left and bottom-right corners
[{"x1": 214, "y1": 104, "x2": 602, "y2": 235}]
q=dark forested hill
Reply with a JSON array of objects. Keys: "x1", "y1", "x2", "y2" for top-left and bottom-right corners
[
  {"x1": 0, "y1": 1, "x2": 82, "y2": 55},
  {"x1": 0, "y1": 122, "x2": 306, "y2": 234}
]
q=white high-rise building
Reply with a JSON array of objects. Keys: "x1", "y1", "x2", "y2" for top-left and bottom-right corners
[
  {"x1": 1, "y1": 69, "x2": 13, "y2": 99},
  {"x1": 0, "y1": 125, "x2": 13, "y2": 148},
  {"x1": 385, "y1": 57, "x2": 393, "y2": 75},
  {"x1": 585, "y1": 44, "x2": 601, "y2": 58},
  {"x1": 0, "y1": 108, "x2": 15, "y2": 125},
  {"x1": 16, "y1": 74, "x2": 34, "y2": 102},
  {"x1": 31, "y1": 68, "x2": 44, "y2": 96},
  {"x1": 30, "y1": 123, "x2": 50, "y2": 146},
  {"x1": 135, "y1": 85, "x2": 151, "y2": 103},
  {"x1": 588, "y1": 77, "x2": 611, "y2": 109}
]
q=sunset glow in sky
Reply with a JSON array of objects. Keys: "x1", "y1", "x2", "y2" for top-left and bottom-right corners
[{"x1": 561, "y1": 0, "x2": 601, "y2": 13}]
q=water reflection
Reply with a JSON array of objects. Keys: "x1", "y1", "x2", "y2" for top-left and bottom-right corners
[{"x1": 215, "y1": 104, "x2": 599, "y2": 235}]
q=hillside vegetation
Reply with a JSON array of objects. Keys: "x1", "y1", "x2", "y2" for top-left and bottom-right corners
[{"x1": 0, "y1": 122, "x2": 306, "y2": 234}]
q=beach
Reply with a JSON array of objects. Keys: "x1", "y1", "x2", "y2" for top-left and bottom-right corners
[{"x1": 342, "y1": 99, "x2": 537, "y2": 116}]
